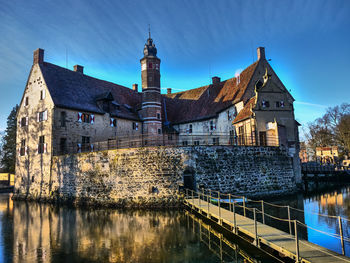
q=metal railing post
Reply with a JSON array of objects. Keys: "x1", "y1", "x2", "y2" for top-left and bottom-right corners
[
  {"x1": 294, "y1": 220, "x2": 300, "y2": 263},
  {"x1": 199, "y1": 190, "x2": 201, "y2": 211},
  {"x1": 218, "y1": 192, "x2": 221, "y2": 224},
  {"x1": 287, "y1": 205, "x2": 292, "y2": 234},
  {"x1": 233, "y1": 201, "x2": 237, "y2": 234},
  {"x1": 185, "y1": 189, "x2": 188, "y2": 199},
  {"x1": 261, "y1": 200, "x2": 265, "y2": 224},
  {"x1": 338, "y1": 216, "x2": 345, "y2": 255},
  {"x1": 243, "y1": 196, "x2": 246, "y2": 217},
  {"x1": 253, "y1": 208, "x2": 259, "y2": 247}
]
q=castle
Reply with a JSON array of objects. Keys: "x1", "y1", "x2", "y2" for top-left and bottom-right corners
[{"x1": 14, "y1": 35, "x2": 300, "y2": 200}]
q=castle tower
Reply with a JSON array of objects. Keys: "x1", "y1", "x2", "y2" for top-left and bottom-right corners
[{"x1": 140, "y1": 32, "x2": 162, "y2": 138}]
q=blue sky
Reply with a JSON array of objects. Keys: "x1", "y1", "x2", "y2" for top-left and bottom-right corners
[{"x1": 0, "y1": 0, "x2": 349, "y2": 138}]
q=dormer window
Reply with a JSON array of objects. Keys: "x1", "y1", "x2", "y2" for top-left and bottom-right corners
[{"x1": 189, "y1": 124, "x2": 193, "y2": 134}]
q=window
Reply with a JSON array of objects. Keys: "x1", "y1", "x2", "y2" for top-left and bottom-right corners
[
  {"x1": 110, "y1": 118, "x2": 117, "y2": 127},
  {"x1": 168, "y1": 135, "x2": 173, "y2": 140},
  {"x1": 82, "y1": 136, "x2": 90, "y2": 144},
  {"x1": 78, "y1": 112, "x2": 94, "y2": 124},
  {"x1": 149, "y1": 76, "x2": 153, "y2": 82},
  {"x1": 262, "y1": 100, "x2": 270, "y2": 108},
  {"x1": 20, "y1": 117, "x2": 28, "y2": 127},
  {"x1": 210, "y1": 121, "x2": 215, "y2": 131},
  {"x1": 158, "y1": 128, "x2": 161, "y2": 134},
  {"x1": 182, "y1": 141, "x2": 188, "y2": 146},
  {"x1": 40, "y1": 89, "x2": 45, "y2": 100},
  {"x1": 25, "y1": 97, "x2": 29, "y2": 106},
  {"x1": 227, "y1": 111, "x2": 231, "y2": 121},
  {"x1": 275, "y1": 101, "x2": 281, "y2": 108},
  {"x1": 194, "y1": 140, "x2": 200, "y2": 146},
  {"x1": 60, "y1": 111, "x2": 66, "y2": 127},
  {"x1": 148, "y1": 62, "x2": 153, "y2": 69},
  {"x1": 189, "y1": 124, "x2": 193, "y2": 134},
  {"x1": 81, "y1": 113, "x2": 90, "y2": 123},
  {"x1": 157, "y1": 113, "x2": 160, "y2": 119},
  {"x1": 132, "y1": 122, "x2": 139, "y2": 130},
  {"x1": 37, "y1": 110, "x2": 48, "y2": 122},
  {"x1": 20, "y1": 139, "x2": 26, "y2": 156},
  {"x1": 38, "y1": 136, "x2": 45, "y2": 154}
]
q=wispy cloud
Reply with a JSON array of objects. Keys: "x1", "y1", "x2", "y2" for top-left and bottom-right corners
[{"x1": 294, "y1": 101, "x2": 328, "y2": 108}]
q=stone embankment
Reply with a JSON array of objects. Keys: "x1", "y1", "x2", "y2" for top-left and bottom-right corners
[{"x1": 13, "y1": 146, "x2": 297, "y2": 208}]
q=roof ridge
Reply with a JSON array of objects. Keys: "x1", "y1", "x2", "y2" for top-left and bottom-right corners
[{"x1": 42, "y1": 62, "x2": 133, "y2": 92}]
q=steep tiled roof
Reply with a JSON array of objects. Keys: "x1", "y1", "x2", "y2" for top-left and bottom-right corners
[
  {"x1": 233, "y1": 97, "x2": 256, "y2": 123},
  {"x1": 40, "y1": 62, "x2": 141, "y2": 120},
  {"x1": 163, "y1": 61, "x2": 258, "y2": 124}
]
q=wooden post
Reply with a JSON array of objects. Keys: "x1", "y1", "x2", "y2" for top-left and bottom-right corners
[
  {"x1": 261, "y1": 200, "x2": 265, "y2": 224},
  {"x1": 218, "y1": 192, "x2": 221, "y2": 224},
  {"x1": 338, "y1": 216, "x2": 345, "y2": 255},
  {"x1": 253, "y1": 208, "x2": 259, "y2": 246},
  {"x1": 294, "y1": 220, "x2": 300, "y2": 263},
  {"x1": 243, "y1": 196, "x2": 246, "y2": 217},
  {"x1": 229, "y1": 194, "x2": 231, "y2": 212},
  {"x1": 287, "y1": 205, "x2": 292, "y2": 234},
  {"x1": 208, "y1": 191, "x2": 210, "y2": 218},
  {"x1": 233, "y1": 201, "x2": 237, "y2": 234}
]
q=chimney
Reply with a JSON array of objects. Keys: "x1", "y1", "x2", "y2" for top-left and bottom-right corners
[
  {"x1": 33, "y1": 48, "x2": 44, "y2": 64},
  {"x1": 257, "y1": 47, "x2": 266, "y2": 60},
  {"x1": 212, "y1": 76, "x2": 221, "y2": 84},
  {"x1": 132, "y1": 84, "x2": 138, "y2": 92},
  {"x1": 73, "y1": 65, "x2": 84, "y2": 74},
  {"x1": 167, "y1": 88, "x2": 172, "y2": 94}
]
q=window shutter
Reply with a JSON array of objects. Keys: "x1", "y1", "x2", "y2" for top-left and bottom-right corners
[
  {"x1": 77, "y1": 143, "x2": 81, "y2": 153},
  {"x1": 280, "y1": 101, "x2": 284, "y2": 108},
  {"x1": 43, "y1": 110, "x2": 48, "y2": 121},
  {"x1": 110, "y1": 118, "x2": 114, "y2": 127},
  {"x1": 113, "y1": 119, "x2": 117, "y2": 127},
  {"x1": 25, "y1": 146, "x2": 28, "y2": 156},
  {"x1": 136, "y1": 123, "x2": 138, "y2": 130},
  {"x1": 90, "y1": 114, "x2": 95, "y2": 124},
  {"x1": 90, "y1": 144, "x2": 94, "y2": 152},
  {"x1": 36, "y1": 145, "x2": 39, "y2": 154},
  {"x1": 19, "y1": 120, "x2": 22, "y2": 128},
  {"x1": 18, "y1": 148, "x2": 21, "y2": 157},
  {"x1": 37, "y1": 112, "x2": 40, "y2": 122},
  {"x1": 26, "y1": 117, "x2": 29, "y2": 126},
  {"x1": 78, "y1": 112, "x2": 82, "y2": 122},
  {"x1": 43, "y1": 143, "x2": 47, "y2": 153}
]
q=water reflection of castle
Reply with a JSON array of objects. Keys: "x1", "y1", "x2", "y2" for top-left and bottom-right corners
[{"x1": 0, "y1": 195, "x2": 219, "y2": 263}]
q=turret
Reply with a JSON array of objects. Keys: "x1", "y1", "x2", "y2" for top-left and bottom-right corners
[{"x1": 140, "y1": 32, "x2": 162, "y2": 137}]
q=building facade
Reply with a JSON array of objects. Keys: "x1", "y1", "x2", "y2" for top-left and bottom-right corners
[{"x1": 15, "y1": 35, "x2": 301, "y2": 196}]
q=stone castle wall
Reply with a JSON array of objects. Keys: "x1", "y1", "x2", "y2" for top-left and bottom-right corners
[{"x1": 14, "y1": 146, "x2": 297, "y2": 208}]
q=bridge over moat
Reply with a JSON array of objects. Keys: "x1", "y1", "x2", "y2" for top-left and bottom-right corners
[{"x1": 184, "y1": 189, "x2": 350, "y2": 263}]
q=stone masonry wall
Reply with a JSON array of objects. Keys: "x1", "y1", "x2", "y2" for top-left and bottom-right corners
[{"x1": 14, "y1": 146, "x2": 297, "y2": 207}]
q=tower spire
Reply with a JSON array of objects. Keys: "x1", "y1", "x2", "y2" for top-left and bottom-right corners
[{"x1": 148, "y1": 24, "x2": 151, "y2": 39}]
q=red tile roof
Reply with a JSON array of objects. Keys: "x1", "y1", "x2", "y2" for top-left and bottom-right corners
[
  {"x1": 233, "y1": 97, "x2": 256, "y2": 123},
  {"x1": 163, "y1": 61, "x2": 259, "y2": 124}
]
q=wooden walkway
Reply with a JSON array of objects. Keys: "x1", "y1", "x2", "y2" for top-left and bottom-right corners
[{"x1": 184, "y1": 197, "x2": 350, "y2": 263}]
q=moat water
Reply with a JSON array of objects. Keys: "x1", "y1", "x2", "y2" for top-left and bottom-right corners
[{"x1": 0, "y1": 185, "x2": 349, "y2": 262}]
